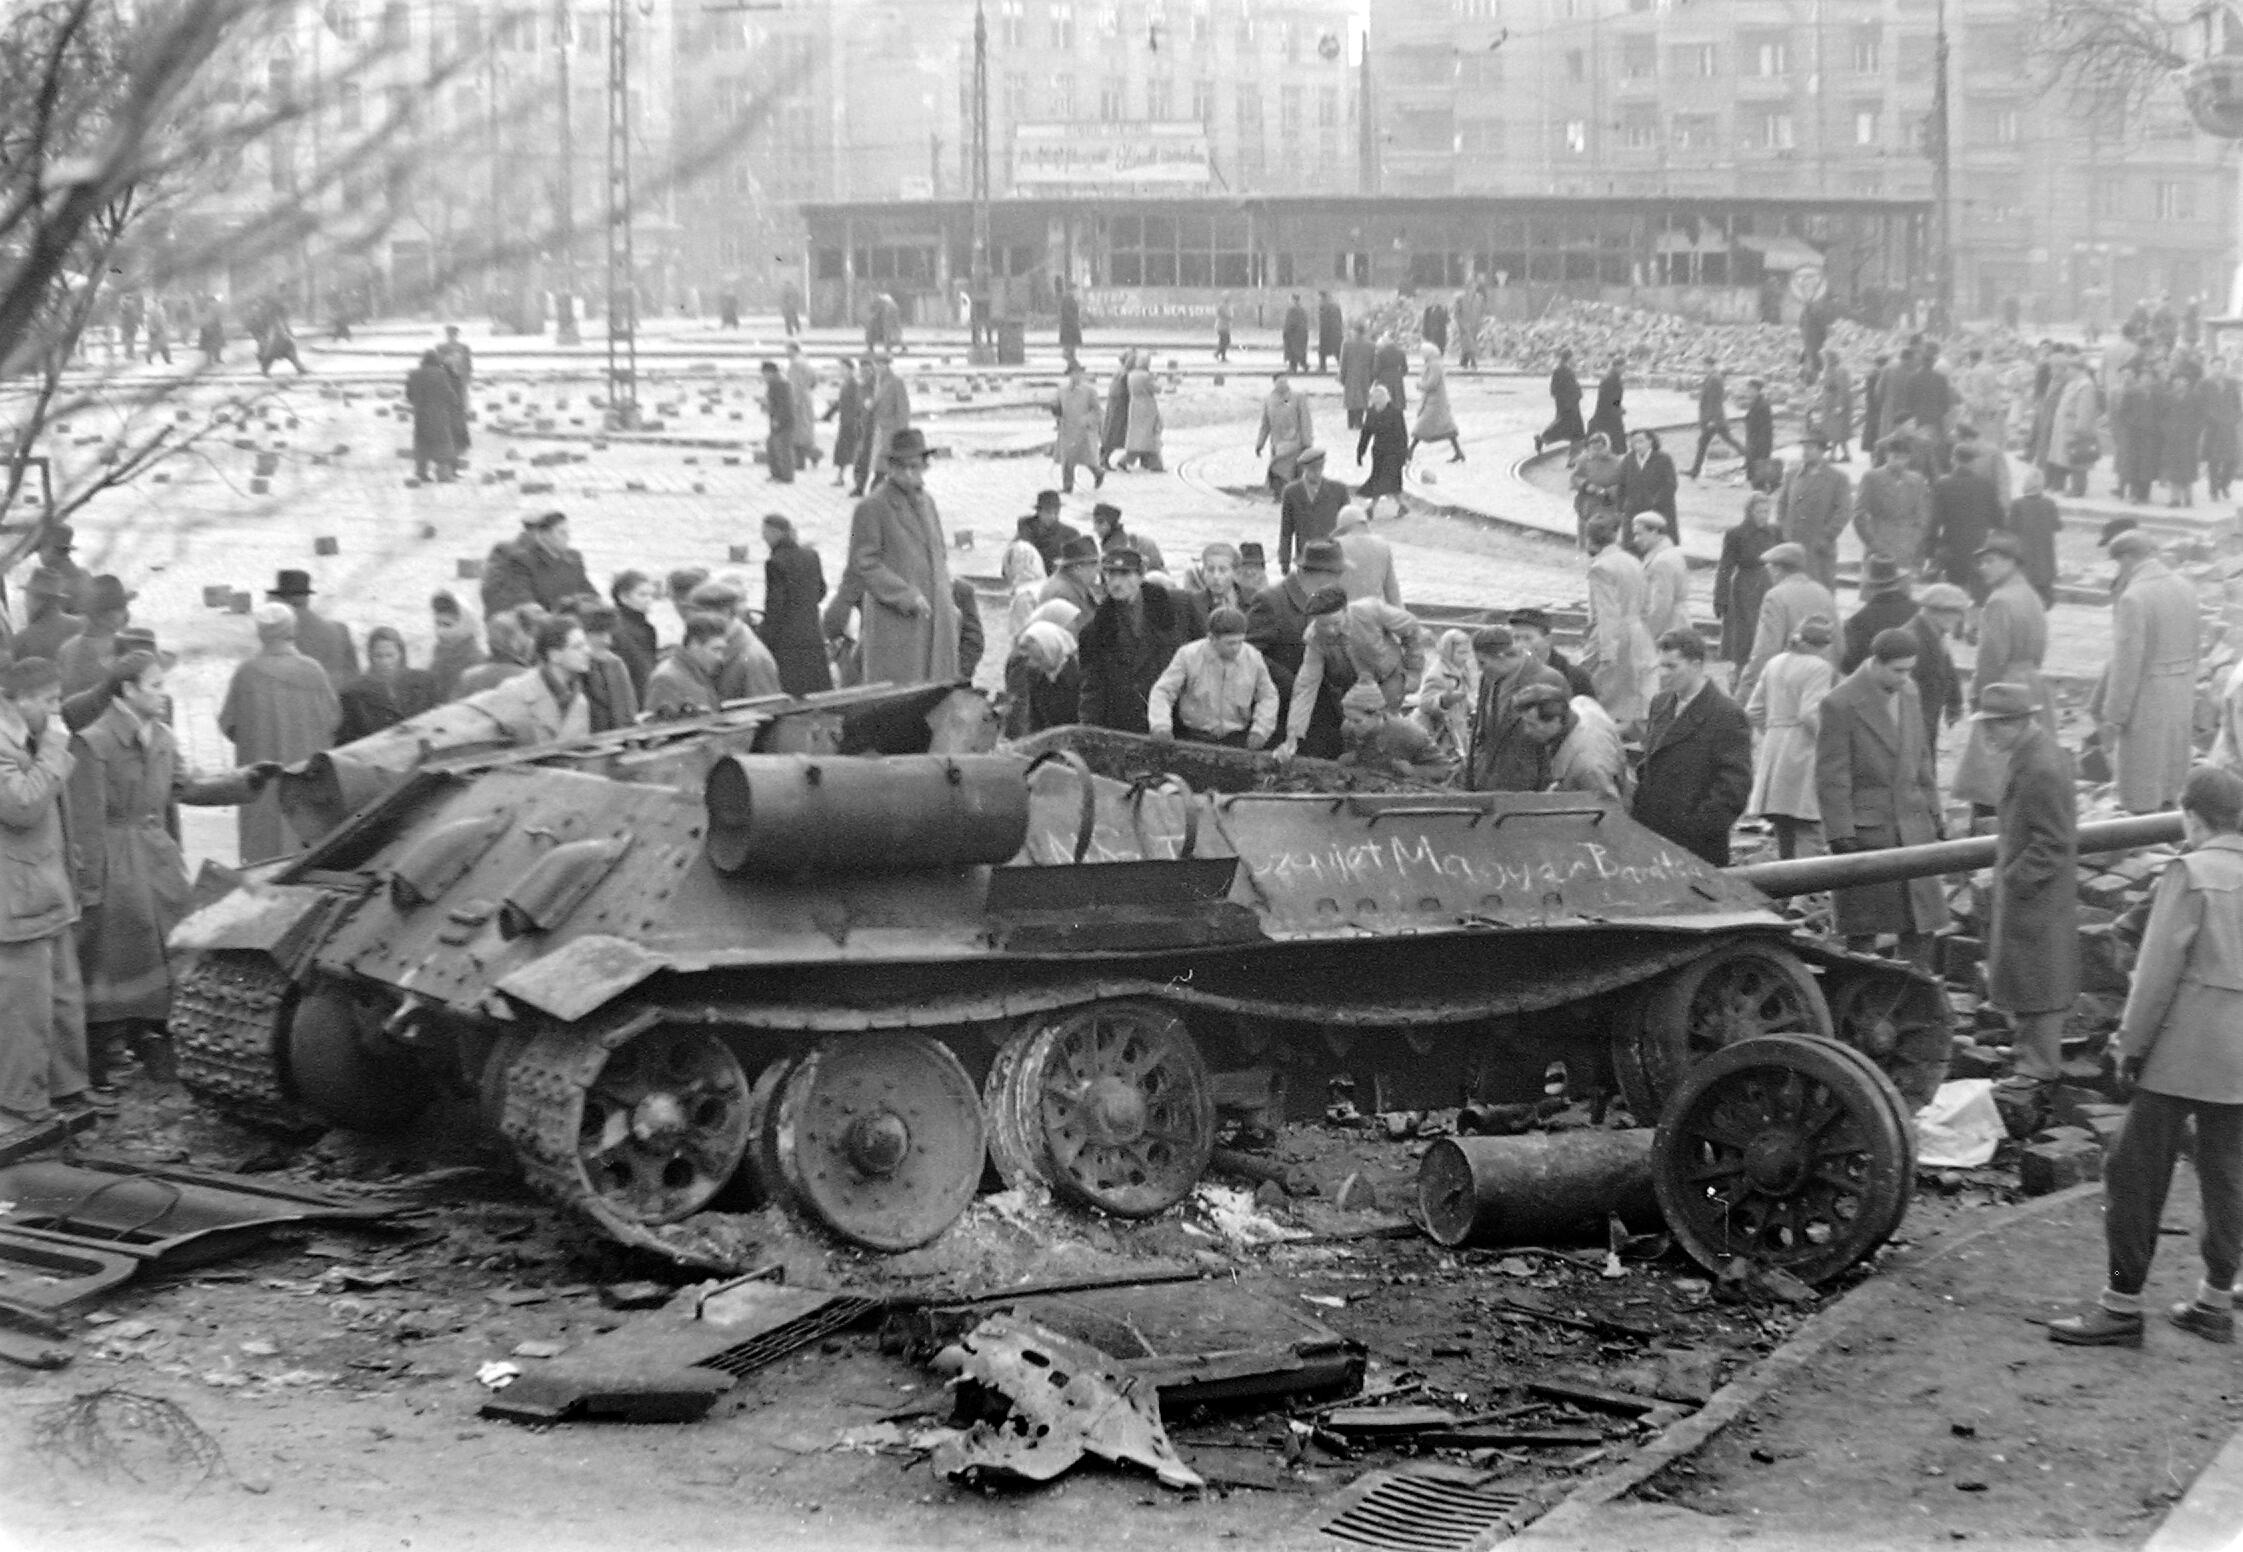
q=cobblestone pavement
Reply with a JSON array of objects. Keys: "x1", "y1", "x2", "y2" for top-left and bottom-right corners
[{"x1": 18, "y1": 320, "x2": 2139, "y2": 867}]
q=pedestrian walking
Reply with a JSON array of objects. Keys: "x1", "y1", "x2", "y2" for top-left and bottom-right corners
[
  {"x1": 1258, "y1": 372, "x2": 1315, "y2": 497},
  {"x1": 405, "y1": 350, "x2": 461, "y2": 483},
  {"x1": 1536, "y1": 349, "x2": 1585, "y2": 452},
  {"x1": 1316, "y1": 291, "x2": 1343, "y2": 374},
  {"x1": 2008, "y1": 466, "x2": 2062, "y2": 606},
  {"x1": 1953, "y1": 533, "x2": 2055, "y2": 815},
  {"x1": 0, "y1": 658, "x2": 90, "y2": 1127},
  {"x1": 1356, "y1": 382, "x2": 1408, "y2": 518},
  {"x1": 2204, "y1": 356, "x2": 2241, "y2": 500},
  {"x1": 1339, "y1": 320, "x2": 1374, "y2": 431},
  {"x1": 1777, "y1": 434, "x2": 1852, "y2": 590},
  {"x1": 1634, "y1": 629, "x2": 1754, "y2": 866},
  {"x1": 335, "y1": 627, "x2": 439, "y2": 742},
  {"x1": 1282, "y1": 294, "x2": 1310, "y2": 374},
  {"x1": 2100, "y1": 529, "x2": 2201, "y2": 813},
  {"x1": 1570, "y1": 432, "x2": 1623, "y2": 544},
  {"x1": 1841, "y1": 558, "x2": 1918, "y2": 672},
  {"x1": 1715, "y1": 493, "x2": 1779, "y2": 676},
  {"x1": 1584, "y1": 358, "x2": 1626, "y2": 452},
  {"x1": 433, "y1": 326, "x2": 472, "y2": 450},
  {"x1": 760, "y1": 359, "x2": 797, "y2": 483},
  {"x1": 1932, "y1": 444, "x2": 2005, "y2": 596},
  {"x1": 219, "y1": 605, "x2": 340, "y2": 862},
  {"x1": 2048, "y1": 766, "x2": 2243, "y2": 1349},
  {"x1": 1582, "y1": 515, "x2": 1658, "y2": 726},
  {"x1": 1120, "y1": 355, "x2": 1164, "y2": 472},
  {"x1": 1052, "y1": 358, "x2": 1104, "y2": 494},
  {"x1": 1147, "y1": 607, "x2": 1278, "y2": 749},
  {"x1": 1745, "y1": 614, "x2": 1838, "y2": 860},
  {"x1": 759, "y1": 514, "x2": 833, "y2": 697},
  {"x1": 845, "y1": 429, "x2": 958, "y2": 688},
  {"x1": 1853, "y1": 434, "x2": 1932, "y2": 577},
  {"x1": 1684, "y1": 358, "x2": 1746, "y2": 478},
  {"x1": 1057, "y1": 281, "x2": 1082, "y2": 358},
  {"x1": 1817, "y1": 628, "x2": 1947, "y2": 966},
  {"x1": 1214, "y1": 295, "x2": 1233, "y2": 362},
  {"x1": 1736, "y1": 542, "x2": 1839, "y2": 711},
  {"x1": 825, "y1": 357, "x2": 864, "y2": 487},
  {"x1": 1818, "y1": 349, "x2": 1856, "y2": 461},
  {"x1": 1973, "y1": 681, "x2": 2079, "y2": 1113},
  {"x1": 143, "y1": 296, "x2": 170, "y2": 363},
  {"x1": 779, "y1": 277, "x2": 802, "y2": 337},
  {"x1": 1372, "y1": 334, "x2": 1410, "y2": 419},
  {"x1": 2049, "y1": 354, "x2": 2102, "y2": 498},
  {"x1": 1741, "y1": 379, "x2": 1776, "y2": 486},
  {"x1": 2161, "y1": 357, "x2": 2206, "y2": 506},
  {"x1": 1411, "y1": 345, "x2": 1463, "y2": 464},
  {"x1": 1420, "y1": 297, "x2": 1449, "y2": 358},
  {"x1": 786, "y1": 342, "x2": 820, "y2": 469},
  {"x1": 1454, "y1": 283, "x2": 1485, "y2": 371},
  {"x1": 1618, "y1": 430, "x2": 1678, "y2": 525},
  {"x1": 1277, "y1": 448, "x2": 1346, "y2": 575},
  {"x1": 863, "y1": 353, "x2": 912, "y2": 492}
]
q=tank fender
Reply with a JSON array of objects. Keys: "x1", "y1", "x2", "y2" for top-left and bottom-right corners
[
  {"x1": 493, "y1": 934, "x2": 670, "y2": 1023},
  {"x1": 168, "y1": 883, "x2": 341, "y2": 962}
]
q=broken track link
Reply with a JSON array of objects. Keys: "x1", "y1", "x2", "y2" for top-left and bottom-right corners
[{"x1": 171, "y1": 951, "x2": 319, "y2": 1133}]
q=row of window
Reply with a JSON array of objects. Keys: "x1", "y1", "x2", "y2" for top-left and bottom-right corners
[
  {"x1": 990, "y1": 75, "x2": 1347, "y2": 128},
  {"x1": 325, "y1": 3, "x2": 615, "y2": 56},
  {"x1": 986, "y1": 0, "x2": 1343, "y2": 61}
]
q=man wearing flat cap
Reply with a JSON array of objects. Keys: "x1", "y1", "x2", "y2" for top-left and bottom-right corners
[
  {"x1": 1736, "y1": 540, "x2": 1838, "y2": 711},
  {"x1": 481, "y1": 511, "x2": 593, "y2": 619},
  {"x1": 2100, "y1": 528, "x2": 2200, "y2": 813},
  {"x1": 219, "y1": 604, "x2": 340, "y2": 862},
  {"x1": 1277, "y1": 444, "x2": 1345, "y2": 575},
  {"x1": 1852, "y1": 434, "x2": 1932, "y2": 580},
  {"x1": 0, "y1": 656, "x2": 92, "y2": 1128},
  {"x1": 268, "y1": 569, "x2": 358, "y2": 684},
  {"x1": 1776, "y1": 432, "x2": 1851, "y2": 590},
  {"x1": 1976, "y1": 681, "x2": 2080, "y2": 1114},
  {"x1": 1076, "y1": 548, "x2": 1185, "y2": 734},
  {"x1": 1953, "y1": 531, "x2": 2054, "y2": 814},
  {"x1": 1507, "y1": 607, "x2": 1595, "y2": 699},
  {"x1": 1247, "y1": 537, "x2": 1349, "y2": 755},
  {"x1": 844, "y1": 427, "x2": 959, "y2": 688}
]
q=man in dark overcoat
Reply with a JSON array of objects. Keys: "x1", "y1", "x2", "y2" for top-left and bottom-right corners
[
  {"x1": 1632, "y1": 629, "x2": 1753, "y2": 866},
  {"x1": 758, "y1": 514, "x2": 833, "y2": 696},
  {"x1": 1246, "y1": 539, "x2": 1348, "y2": 759},
  {"x1": 1979, "y1": 681, "x2": 2080, "y2": 1115},
  {"x1": 1816, "y1": 628, "x2": 1948, "y2": 969},
  {"x1": 481, "y1": 512, "x2": 593, "y2": 618},
  {"x1": 1075, "y1": 550, "x2": 1185, "y2": 734}
]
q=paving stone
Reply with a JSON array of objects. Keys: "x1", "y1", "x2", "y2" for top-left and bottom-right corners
[{"x1": 2021, "y1": 1134, "x2": 2103, "y2": 1196}]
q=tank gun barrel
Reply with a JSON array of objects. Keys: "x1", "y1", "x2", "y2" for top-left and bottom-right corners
[{"x1": 1727, "y1": 813, "x2": 2186, "y2": 899}]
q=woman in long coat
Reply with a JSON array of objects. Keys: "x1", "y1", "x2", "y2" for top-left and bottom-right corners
[
  {"x1": 405, "y1": 350, "x2": 460, "y2": 482},
  {"x1": 1744, "y1": 617, "x2": 1837, "y2": 860},
  {"x1": 825, "y1": 358, "x2": 864, "y2": 487},
  {"x1": 2161, "y1": 358, "x2": 2207, "y2": 505},
  {"x1": 336, "y1": 626, "x2": 440, "y2": 742},
  {"x1": 1356, "y1": 383, "x2": 1409, "y2": 514},
  {"x1": 758, "y1": 515, "x2": 833, "y2": 696},
  {"x1": 1122, "y1": 356, "x2": 1164, "y2": 471},
  {"x1": 71, "y1": 652, "x2": 265, "y2": 1033},
  {"x1": 1100, "y1": 352, "x2": 1133, "y2": 467},
  {"x1": 2203, "y1": 357, "x2": 2242, "y2": 500},
  {"x1": 1410, "y1": 345, "x2": 1463, "y2": 462},
  {"x1": 1584, "y1": 359, "x2": 1626, "y2": 452}
]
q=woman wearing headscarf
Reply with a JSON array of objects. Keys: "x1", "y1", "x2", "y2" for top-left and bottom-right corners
[
  {"x1": 336, "y1": 626, "x2": 441, "y2": 742},
  {"x1": 1570, "y1": 432, "x2": 1624, "y2": 546},
  {"x1": 1411, "y1": 343, "x2": 1463, "y2": 464},
  {"x1": 1002, "y1": 607, "x2": 1083, "y2": 738},
  {"x1": 1413, "y1": 628, "x2": 1479, "y2": 759},
  {"x1": 1356, "y1": 382, "x2": 1409, "y2": 519},
  {"x1": 1743, "y1": 614, "x2": 1838, "y2": 860},
  {"x1": 1003, "y1": 524, "x2": 1051, "y2": 634}
]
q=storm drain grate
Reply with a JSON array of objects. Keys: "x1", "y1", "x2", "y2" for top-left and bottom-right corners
[
  {"x1": 696, "y1": 1295, "x2": 883, "y2": 1378},
  {"x1": 1319, "y1": 1467, "x2": 1528, "y2": 1552}
]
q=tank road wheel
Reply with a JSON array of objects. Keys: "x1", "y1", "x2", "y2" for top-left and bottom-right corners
[
  {"x1": 1615, "y1": 942, "x2": 1833, "y2": 1120},
  {"x1": 988, "y1": 1002, "x2": 1217, "y2": 1218},
  {"x1": 1653, "y1": 1034, "x2": 1913, "y2": 1286},
  {"x1": 770, "y1": 1034, "x2": 987, "y2": 1252},
  {"x1": 172, "y1": 952, "x2": 318, "y2": 1133},
  {"x1": 1829, "y1": 968, "x2": 1952, "y2": 1111}
]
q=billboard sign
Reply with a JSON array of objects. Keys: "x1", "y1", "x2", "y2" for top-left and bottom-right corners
[{"x1": 1012, "y1": 121, "x2": 1213, "y2": 195}]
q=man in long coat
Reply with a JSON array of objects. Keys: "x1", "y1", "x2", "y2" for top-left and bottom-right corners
[
  {"x1": 1853, "y1": 437, "x2": 1932, "y2": 576},
  {"x1": 2100, "y1": 530, "x2": 2200, "y2": 813},
  {"x1": 1057, "y1": 283, "x2": 1082, "y2": 357},
  {"x1": 786, "y1": 342, "x2": 820, "y2": 468},
  {"x1": 0, "y1": 657, "x2": 88, "y2": 1123},
  {"x1": 864, "y1": 353, "x2": 913, "y2": 489},
  {"x1": 270, "y1": 569, "x2": 359, "y2": 685},
  {"x1": 1053, "y1": 360, "x2": 1104, "y2": 494},
  {"x1": 1931, "y1": 445, "x2": 2006, "y2": 596},
  {"x1": 1735, "y1": 542, "x2": 1838, "y2": 711},
  {"x1": 1581, "y1": 515, "x2": 1657, "y2": 725},
  {"x1": 1634, "y1": 514, "x2": 1691, "y2": 641},
  {"x1": 70, "y1": 653, "x2": 268, "y2": 1071},
  {"x1": 1633, "y1": 630, "x2": 1754, "y2": 866},
  {"x1": 1453, "y1": 285, "x2": 1485, "y2": 370},
  {"x1": 1339, "y1": 321, "x2": 1375, "y2": 430},
  {"x1": 1257, "y1": 373, "x2": 1315, "y2": 499},
  {"x1": 1246, "y1": 540, "x2": 1348, "y2": 757},
  {"x1": 1584, "y1": 358, "x2": 1626, "y2": 451},
  {"x1": 1282, "y1": 295, "x2": 1310, "y2": 374},
  {"x1": 845, "y1": 429, "x2": 959, "y2": 689},
  {"x1": 759, "y1": 515, "x2": 832, "y2": 697},
  {"x1": 405, "y1": 350, "x2": 460, "y2": 482},
  {"x1": 1076, "y1": 551, "x2": 1186, "y2": 733},
  {"x1": 1715, "y1": 494, "x2": 1779, "y2": 671},
  {"x1": 219, "y1": 605, "x2": 340, "y2": 863},
  {"x1": 1977, "y1": 682, "x2": 2079, "y2": 1103},
  {"x1": 1537, "y1": 349, "x2": 1584, "y2": 451},
  {"x1": 1816, "y1": 629, "x2": 1947, "y2": 968},
  {"x1": 1316, "y1": 292, "x2": 1344, "y2": 373},
  {"x1": 1777, "y1": 435, "x2": 1852, "y2": 589},
  {"x1": 1953, "y1": 534, "x2": 2054, "y2": 812}
]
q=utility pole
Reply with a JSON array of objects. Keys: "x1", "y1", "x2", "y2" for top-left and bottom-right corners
[
  {"x1": 556, "y1": 0, "x2": 580, "y2": 345},
  {"x1": 606, "y1": 0, "x2": 638, "y2": 428},
  {"x1": 1929, "y1": 0, "x2": 1954, "y2": 330},
  {"x1": 1359, "y1": 30, "x2": 1376, "y2": 195},
  {"x1": 969, "y1": 0, "x2": 992, "y2": 361}
]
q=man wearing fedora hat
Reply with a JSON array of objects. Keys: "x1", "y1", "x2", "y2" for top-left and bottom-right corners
[
  {"x1": 1840, "y1": 556, "x2": 1917, "y2": 673},
  {"x1": 1975, "y1": 680, "x2": 2080, "y2": 1112},
  {"x1": 56, "y1": 577, "x2": 137, "y2": 700},
  {"x1": 844, "y1": 427, "x2": 959, "y2": 688},
  {"x1": 481, "y1": 512, "x2": 593, "y2": 621},
  {"x1": 1277, "y1": 445, "x2": 1345, "y2": 574},
  {"x1": 1953, "y1": 531, "x2": 2054, "y2": 815},
  {"x1": 1247, "y1": 538, "x2": 1350, "y2": 757},
  {"x1": 13, "y1": 570, "x2": 83, "y2": 667},
  {"x1": 267, "y1": 570, "x2": 359, "y2": 685},
  {"x1": 1736, "y1": 541, "x2": 1839, "y2": 710},
  {"x1": 1038, "y1": 535, "x2": 1105, "y2": 628},
  {"x1": 34, "y1": 523, "x2": 89, "y2": 614}
]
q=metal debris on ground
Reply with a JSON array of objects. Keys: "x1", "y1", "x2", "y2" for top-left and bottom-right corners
[
  {"x1": 1317, "y1": 1463, "x2": 1529, "y2": 1552},
  {"x1": 930, "y1": 1314, "x2": 1204, "y2": 1492},
  {"x1": 31, "y1": 1389, "x2": 230, "y2": 1491}
]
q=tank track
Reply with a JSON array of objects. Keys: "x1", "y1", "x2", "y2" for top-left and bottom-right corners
[
  {"x1": 493, "y1": 1012, "x2": 668, "y2": 1244},
  {"x1": 172, "y1": 951, "x2": 317, "y2": 1132}
]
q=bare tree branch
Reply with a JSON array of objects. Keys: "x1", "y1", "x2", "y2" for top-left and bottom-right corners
[{"x1": 2030, "y1": 0, "x2": 2189, "y2": 116}]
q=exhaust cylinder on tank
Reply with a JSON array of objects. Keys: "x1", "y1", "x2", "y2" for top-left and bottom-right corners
[
  {"x1": 1418, "y1": 1130, "x2": 1663, "y2": 1249},
  {"x1": 703, "y1": 753, "x2": 1031, "y2": 876}
]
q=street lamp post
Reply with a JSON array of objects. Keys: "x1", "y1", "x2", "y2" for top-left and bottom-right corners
[{"x1": 556, "y1": 0, "x2": 580, "y2": 345}]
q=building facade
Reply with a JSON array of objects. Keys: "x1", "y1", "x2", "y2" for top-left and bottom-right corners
[{"x1": 1372, "y1": 0, "x2": 2239, "y2": 323}]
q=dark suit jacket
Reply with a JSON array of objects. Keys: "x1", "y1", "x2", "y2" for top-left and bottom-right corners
[
  {"x1": 1246, "y1": 576, "x2": 1344, "y2": 758},
  {"x1": 1840, "y1": 591, "x2": 1919, "y2": 673},
  {"x1": 1077, "y1": 584, "x2": 1186, "y2": 734},
  {"x1": 1619, "y1": 452, "x2": 1678, "y2": 522},
  {"x1": 1632, "y1": 681, "x2": 1753, "y2": 865},
  {"x1": 1467, "y1": 660, "x2": 1569, "y2": 791},
  {"x1": 1910, "y1": 611, "x2": 1963, "y2": 747},
  {"x1": 1814, "y1": 665, "x2": 1946, "y2": 936}
]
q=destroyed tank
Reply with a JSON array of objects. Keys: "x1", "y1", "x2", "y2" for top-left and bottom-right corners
[{"x1": 170, "y1": 681, "x2": 1977, "y2": 1268}]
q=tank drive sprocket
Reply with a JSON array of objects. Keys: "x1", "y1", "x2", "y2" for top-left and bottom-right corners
[{"x1": 171, "y1": 951, "x2": 318, "y2": 1132}]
